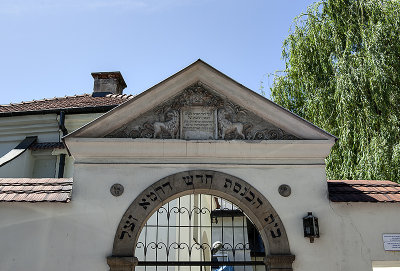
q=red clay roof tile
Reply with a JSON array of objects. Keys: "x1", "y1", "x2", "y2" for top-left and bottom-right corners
[
  {"x1": 0, "y1": 178, "x2": 72, "y2": 203},
  {"x1": 29, "y1": 142, "x2": 65, "y2": 150},
  {"x1": 328, "y1": 180, "x2": 400, "y2": 202},
  {"x1": 0, "y1": 94, "x2": 133, "y2": 114}
]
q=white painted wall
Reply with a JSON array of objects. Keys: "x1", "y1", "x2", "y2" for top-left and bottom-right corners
[
  {"x1": 0, "y1": 150, "x2": 34, "y2": 177},
  {"x1": 0, "y1": 116, "x2": 399, "y2": 271},
  {"x1": 1, "y1": 158, "x2": 399, "y2": 271},
  {"x1": 0, "y1": 113, "x2": 101, "y2": 178}
]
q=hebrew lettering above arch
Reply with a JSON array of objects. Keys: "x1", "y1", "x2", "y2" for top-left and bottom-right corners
[{"x1": 108, "y1": 170, "x2": 295, "y2": 271}]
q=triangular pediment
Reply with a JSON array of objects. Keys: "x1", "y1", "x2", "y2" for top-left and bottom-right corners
[
  {"x1": 105, "y1": 81, "x2": 298, "y2": 140},
  {"x1": 66, "y1": 60, "x2": 336, "y2": 141}
]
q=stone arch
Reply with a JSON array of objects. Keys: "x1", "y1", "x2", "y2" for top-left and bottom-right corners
[{"x1": 107, "y1": 170, "x2": 295, "y2": 271}]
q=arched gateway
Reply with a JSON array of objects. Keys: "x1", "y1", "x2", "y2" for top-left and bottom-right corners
[{"x1": 107, "y1": 170, "x2": 295, "y2": 271}]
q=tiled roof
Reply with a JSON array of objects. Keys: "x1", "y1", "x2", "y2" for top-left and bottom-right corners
[
  {"x1": 328, "y1": 180, "x2": 400, "y2": 202},
  {"x1": 0, "y1": 93, "x2": 134, "y2": 114},
  {"x1": 29, "y1": 142, "x2": 65, "y2": 151},
  {"x1": 0, "y1": 178, "x2": 72, "y2": 202}
]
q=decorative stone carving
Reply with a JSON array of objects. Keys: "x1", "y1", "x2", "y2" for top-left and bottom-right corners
[
  {"x1": 105, "y1": 81, "x2": 299, "y2": 140},
  {"x1": 253, "y1": 128, "x2": 298, "y2": 140},
  {"x1": 181, "y1": 107, "x2": 217, "y2": 140},
  {"x1": 110, "y1": 183, "x2": 124, "y2": 197},
  {"x1": 278, "y1": 184, "x2": 291, "y2": 197},
  {"x1": 170, "y1": 82, "x2": 224, "y2": 108},
  {"x1": 153, "y1": 110, "x2": 179, "y2": 139},
  {"x1": 217, "y1": 109, "x2": 245, "y2": 139}
]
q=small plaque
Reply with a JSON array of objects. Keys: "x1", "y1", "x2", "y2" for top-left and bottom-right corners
[
  {"x1": 278, "y1": 184, "x2": 291, "y2": 197},
  {"x1": 383, "y1": 234, "x2": 400, "y2": 251},
  {"x1": 181, "y1": 107, "x2": 217, "y2": 140},
  {"x1": 110, "y1": 183, "x2": 124, "y2": 197}
]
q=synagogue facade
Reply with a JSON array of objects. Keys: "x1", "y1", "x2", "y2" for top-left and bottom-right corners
[{"x1": 0, "y1": 60, "x2": 399, "y2": 271}]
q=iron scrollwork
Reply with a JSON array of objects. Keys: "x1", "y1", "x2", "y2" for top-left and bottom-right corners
[{"x1": 134, "y1": 194, "x2": 266, "y2": 268}]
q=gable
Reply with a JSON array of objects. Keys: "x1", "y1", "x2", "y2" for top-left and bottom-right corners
[
  {"x1": 66, "y1": 60, "x2": 336, "y2": 141},
  {"x1": 105, "y1": 81, "x2": 298, "y2": 140}
]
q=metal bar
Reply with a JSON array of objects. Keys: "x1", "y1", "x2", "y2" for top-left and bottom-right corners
[
  {"x1": 199, "y1": 195, "x2": 203, "y2": 271},
  {"x1": 144, "y1": 218, "x2": 148, "y2": 271},
  {"x1": 156, "y1": 203, "x2": 159, "y2": 271},
  {"x1": 221, "y1": 201, "x2": 224, "y2": 262},
  {"x1": 142, "y1": 225, "x2": 248, "y2": 228},
  {"x1": 138, "y1": 261, "x2": 265, "y2": 266},
  {"x1": 135, "y1": 193, "x2": 266, "y2": 271},
  {"x1": 190, "y1": 194, "x2": 192, "y2": 271},
  {"x1": 242, "y1": 212, "x2": 246, "y2": 262},
  {"x1": 231, "y1": 201, "x2": 235, "y2": 261},
  {"x1": 178, "y1": 196, "x2": 181, "y2": 271},
  {"x1": 211, "y1": 209, "x2": 244, "y2": 218}
]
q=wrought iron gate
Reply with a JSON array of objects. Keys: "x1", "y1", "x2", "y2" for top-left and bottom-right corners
[{"x1": 135, "y1": 194, "x2": 265, "y2": 271}]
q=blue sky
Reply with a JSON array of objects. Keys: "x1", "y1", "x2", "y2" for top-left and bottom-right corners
[{"x1": 0, "y1": 0, "x2": 316, "y2": 105}]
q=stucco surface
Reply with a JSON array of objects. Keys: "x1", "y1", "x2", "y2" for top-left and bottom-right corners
[
  {"x1": 0, "y1": 113, "x2": 101, "y2": 178},
  {"x1": 1, "y1": 162, "x2": 399, "y2": 271}
]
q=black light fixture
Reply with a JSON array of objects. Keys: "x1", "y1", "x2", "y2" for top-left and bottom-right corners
[{"x1": 303, "y1": 212, "x2": 319, "y2": 243}]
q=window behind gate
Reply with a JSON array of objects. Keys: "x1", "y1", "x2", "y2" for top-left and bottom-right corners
[{"x1": 135, "y1": 194, "x2": 265, "y2": 271}]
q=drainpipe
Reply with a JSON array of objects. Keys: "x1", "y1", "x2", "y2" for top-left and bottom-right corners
[
  {"x1": 58, "y1": 111, "x2": 68, "y2": 178},
  {"x1": 59, "y1": 111, "x2": 68, "y2": 136}
]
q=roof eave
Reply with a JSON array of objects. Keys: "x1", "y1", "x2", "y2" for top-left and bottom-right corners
[{"x1": 0, "y1": 105, "x2": 119, "y2": 117}]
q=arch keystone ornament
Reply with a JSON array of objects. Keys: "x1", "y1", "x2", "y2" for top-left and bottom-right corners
[{"x1": 107, "y1": 170, "x2": 295, "y2": 271}]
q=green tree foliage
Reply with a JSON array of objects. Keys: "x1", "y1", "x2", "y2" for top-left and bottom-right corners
[{"x1": 271, "y1": 0, "x2": 400, "y2": 181}]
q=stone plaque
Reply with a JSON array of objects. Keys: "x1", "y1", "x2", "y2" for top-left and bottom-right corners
[
  {"x1": 181, "y1": 107, "x2": 217, "y2": 140},
  {"x1": 278, "y1": 184, "x2": 291, "y2": 197},
  {"x1": 110, "y1": 183, "x2": 124, "y2": 197}
]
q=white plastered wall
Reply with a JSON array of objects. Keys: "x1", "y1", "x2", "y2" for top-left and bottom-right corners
[
  {"x1": 0, "y1": 113, "x2": 102, "y2": 178},
  {"x1": 1, "y1": 137, "x2": 399, "y2": 271}
]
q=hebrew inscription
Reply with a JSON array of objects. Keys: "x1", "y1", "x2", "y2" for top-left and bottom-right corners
[
  {"x1": 223, "y1": 178, "x2": 263, "y2": 209},
  {"x1": 181, "y1": 107, "x2": 217, "y2": 140},
  {"x1": 263, "y1": 213, "x2": 282, "y2": 238},
  {"x1": 181, "y1": 174, "x2": 213, "y2": 185},
  {"x1": 119, "y1": 215, "x2": 138, "y2": 240},
  {"x1": 117, "y1": 174, "x2": 284, "y2": 243},
  {"x1": 105, "y1": 82, "x2": 299, "y2": 140},
  {"x1": 111, "y1": 171, "x2": 294, "y2": 271},
  {"x1": 154, "y1": 181, "x2": 173, "y2": 195}
]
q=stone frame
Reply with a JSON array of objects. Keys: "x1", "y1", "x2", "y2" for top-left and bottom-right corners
[{"x1": 107, "y1": 170, "x2": 295, "y2": 271}]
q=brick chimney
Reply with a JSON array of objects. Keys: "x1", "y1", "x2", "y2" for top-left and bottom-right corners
[{"x1": 91, "y1": 71, "x2": 127, "y2": 97}]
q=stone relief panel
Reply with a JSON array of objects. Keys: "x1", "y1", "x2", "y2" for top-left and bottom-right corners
[
  {"x1": 105, "y1": 82, "x2": 299, "y2": 140},
  {"x1": 181, "y1": 106, "x2": 217, "y2": 140}
]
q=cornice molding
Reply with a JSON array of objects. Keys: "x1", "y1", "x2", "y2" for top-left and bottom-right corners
[{"x1": 65, "y1": 138, "x2": 335, "y2": 164}]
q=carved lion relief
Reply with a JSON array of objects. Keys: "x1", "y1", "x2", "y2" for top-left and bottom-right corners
[
  {"x1": 218, "y1": 109, "x2": 245, "y2": 139},
  {"x1": 105, "y1": 82, "x2": 299, "y2": 140},
  {"x1": 153, "y1": 110, "x2": 179, "y2": 139}
]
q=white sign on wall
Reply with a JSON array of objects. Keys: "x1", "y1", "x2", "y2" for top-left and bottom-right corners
[{"x1": 383, "y1": 234, "x2": 400, "y2": 251}]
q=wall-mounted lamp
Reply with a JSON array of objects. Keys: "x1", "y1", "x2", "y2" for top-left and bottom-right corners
[{"x1": 303, "y1": 212, "x2": 319, "y2": 243}]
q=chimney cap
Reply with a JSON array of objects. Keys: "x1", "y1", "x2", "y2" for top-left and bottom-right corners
[{"x1": 91, "y1": 71, "x2": 127, "y2": 89}]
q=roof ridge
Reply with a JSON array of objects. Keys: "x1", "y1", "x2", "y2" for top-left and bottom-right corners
[
  {"x1": 327, "y1": 179, "x2": 397, "y2": 183},
  {"x1": 105, "y1": 93, "x2": 135, "y2": 99},
  {"x1": 0, "y1": 93, "x2": 135, "y2": 115},
  {"x1": 1, "y1": 94, "x2": 91, "y2": 107}
]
